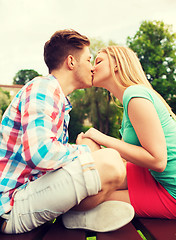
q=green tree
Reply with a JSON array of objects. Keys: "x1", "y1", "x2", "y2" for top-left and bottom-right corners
[
  {"x1": 0, "y1": 88, "x2": 10, "y2": 122},
  {"x1": 83, "y1": 88, "x2": 123, "y2": 137},
  {"x1": 68, "y1": 89, "x2": 89, "y2": 143},
  {"x1": 13, "y1": 69, "x2": 41, "y2": 85},
  {"x1": 127, "y1": 20, "x2": 176, "y2": 113}
]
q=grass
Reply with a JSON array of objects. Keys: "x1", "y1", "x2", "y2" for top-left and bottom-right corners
[
  {"x1": 86, "y1": 231, "x2": 147, "y2": 240},
  {"x1": 137, "y1": 230, "x2": 147, "y2": 240}
]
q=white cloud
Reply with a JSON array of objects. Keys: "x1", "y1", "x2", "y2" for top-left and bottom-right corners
[{"x1": 0, "y1": 0, "x2": 176, "y2": 85}]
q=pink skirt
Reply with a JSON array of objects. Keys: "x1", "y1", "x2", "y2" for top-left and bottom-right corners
[{"x1": 127, "y1": 162, "x2": 176, "y2": 219}]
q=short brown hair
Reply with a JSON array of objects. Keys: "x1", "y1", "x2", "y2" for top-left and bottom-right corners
[{"x1": 44, "y1": 29, "x2": 90, "y2": 73}]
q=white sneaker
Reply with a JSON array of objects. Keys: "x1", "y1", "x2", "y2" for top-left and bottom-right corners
[{"x1": 62, "y1": 201, "x2": 135, "y2": 232}]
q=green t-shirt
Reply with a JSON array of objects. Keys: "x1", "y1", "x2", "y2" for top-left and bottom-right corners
[{"x1": 120, "y1": 85, "x2": 176, "y2": 199}]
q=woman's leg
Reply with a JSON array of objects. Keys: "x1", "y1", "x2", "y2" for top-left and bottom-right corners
[{"x1": 106, "y1": 190, "x2": 131, "y2": 204}]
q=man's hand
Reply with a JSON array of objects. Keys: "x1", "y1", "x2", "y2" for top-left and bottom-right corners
[
  {"x1": 76, "y1": 132, "x2": 101, "y2": 152},
  {"x1": 83, "y1": 128, "x2": 105, "y2": 145}
]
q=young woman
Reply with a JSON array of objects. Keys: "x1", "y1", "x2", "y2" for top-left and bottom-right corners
[{"x1": 82, "y1": 45, "x2": 176, "y2": 219}]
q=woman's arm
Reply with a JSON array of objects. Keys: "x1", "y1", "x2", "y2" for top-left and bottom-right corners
[{"x1": 84, "y1": 98, "x2": 167, "y2": 172}]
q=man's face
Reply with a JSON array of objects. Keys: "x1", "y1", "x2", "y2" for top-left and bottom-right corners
[{"x1": 74, "y1": 46, "x2": 93, "y2": 89}]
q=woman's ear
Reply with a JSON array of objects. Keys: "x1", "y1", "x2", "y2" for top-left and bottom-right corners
[
  {"x1": 114, "y1": 66, "x2": 118, "y2": 72},
  {"x1": 67, "y1": 55, "x2": 75, "y2": 70}
]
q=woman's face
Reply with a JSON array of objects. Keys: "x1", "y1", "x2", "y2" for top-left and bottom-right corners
[{"x1": 92, "y1": 51, "x2": 113, "y2": 88}]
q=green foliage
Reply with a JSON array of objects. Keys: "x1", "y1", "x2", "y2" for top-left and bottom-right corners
[
  {"x1": 0, "y1": 88, "x2": 11, "y2": 122},
  {"x1": 68, "y1": 89, "x2": 89, "y2": 143},
  {"x1": 69, "y1": 87, "x2": 123, "y2": 142},
  {"x1": 13, "y1": 69, "x2": 41, "y2": 85},
  {"x1": 127, "y1": 20, "x2": 176, "y2": 113},
  {"x1": 84, "y1": 87, "x2": 123, "y2": 137}
]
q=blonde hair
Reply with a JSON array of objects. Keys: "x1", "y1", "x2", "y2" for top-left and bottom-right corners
[{"x1": 101, "y1": 45, "x2": 176, "y2": 121}]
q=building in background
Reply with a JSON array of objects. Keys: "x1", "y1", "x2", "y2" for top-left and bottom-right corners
[{"x1": 0, "y1": 84, "x2": 23, "y2": 100}]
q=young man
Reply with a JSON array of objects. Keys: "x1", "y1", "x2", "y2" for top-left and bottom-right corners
[{"x1": 0, "y1": 29, "x2": 134, "y2": 234}]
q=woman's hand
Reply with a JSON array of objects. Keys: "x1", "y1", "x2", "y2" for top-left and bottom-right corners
[{"x1": 76, "y1": 132, "x2": 101, "y2": 152}]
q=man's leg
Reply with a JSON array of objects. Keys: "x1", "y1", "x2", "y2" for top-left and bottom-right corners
[
  {"x1": 2, "y1": 148, "x2": 132, "y2": 234},
  {"x1": 74, "y1": 148, "x2": 127, "y2": 210},
  {"x1": 62, "y1": 148, "x2": 135, "y2": 232},
  {"x1": 2, "y1": 150, "x2": 101, "y2": 234},
  {"x1": 2, "y1": 164, "x2": 80, "y2": 234}
]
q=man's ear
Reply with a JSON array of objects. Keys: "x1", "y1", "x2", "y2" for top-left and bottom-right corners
[{"x1": 66, "y1": 55, "x2": 75, "y2": 70}]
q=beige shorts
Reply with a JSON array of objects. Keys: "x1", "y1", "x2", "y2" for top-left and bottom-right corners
[{"x1": 2, "y1": 152, "x2": 101, "y2": 234}]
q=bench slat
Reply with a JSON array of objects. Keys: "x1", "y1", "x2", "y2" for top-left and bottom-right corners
[
  {"x1": 1, "y1": 217, "x2": 175, "y2": 239},
  {"x1": 135, "y1": 218, "x2": 176, "y2": 240},
  {"x1": 43, "y1": 217, "x2": 86, "y2": 240},
  {"x1": 97, "y1": 222, "x2": 142, "y2": 240}
]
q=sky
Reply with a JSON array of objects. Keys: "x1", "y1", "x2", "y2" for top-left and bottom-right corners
[{"x1": 0, "y1": 0, "x2": 176, "y2": 85}]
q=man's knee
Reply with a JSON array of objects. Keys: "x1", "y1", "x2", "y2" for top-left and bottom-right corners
[
  {"x1": 92, "y1": 148, "x2": 126, "y2": 189},
  {"x1": 103, "y1": 148, "x2": 126, "y2": 186}
]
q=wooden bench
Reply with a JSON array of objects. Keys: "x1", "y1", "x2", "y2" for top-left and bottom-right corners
[
  {"x1": 133, "y1": 218, "x2": 176, "y2": 240},
  {"x1": 0, "y1": 217, "x2": 176, "y2": 240}
]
